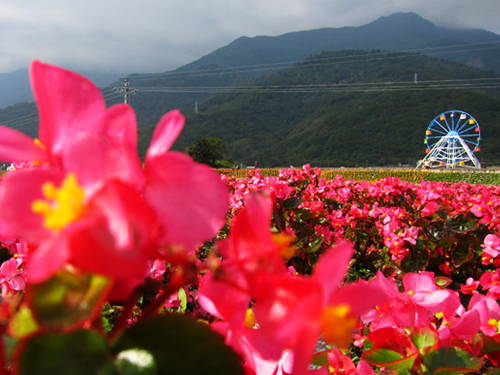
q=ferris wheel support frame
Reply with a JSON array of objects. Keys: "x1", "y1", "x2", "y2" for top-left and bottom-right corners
[{"x1": 416, "y1": 134, "x2": 481, "y2": 169}]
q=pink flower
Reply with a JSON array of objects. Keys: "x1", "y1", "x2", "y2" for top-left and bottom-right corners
[
  {"x1": 0, "y1": 257, "x2": 25, "y2": 296},
  {"x1": 480, "y1": 270, "x2": 500, "y2": 300},
  {"x1": 421, "y1": 201, "x2": 440, "y2": 217},
  {"x1": 364, "y1": 271, "x2": 460, "y2": 331},
  {"x1": 146, "y1": 259, "x2": 167, "y2": 279},
  {"x1": 460, "y1": 277, "x2": 480, "y2": 295},
  {"x1": 0, "y1": 62, "x2": 228, "y2": 294},
  {"x1": 469, "y1": 291, "x2": 500, "y2": 336},
  {"x1": 251, "y1": 242, "x2": 387, "y2": 375},
  {"x1": 328, "y1": 348, "x2": 374, "y2": 375},
  {"x1": 482, "y1": 234, "x2": 500, "y2": 258},
  {"x1": 437, "y1": 309, "x2": 481, "y2": 343}
]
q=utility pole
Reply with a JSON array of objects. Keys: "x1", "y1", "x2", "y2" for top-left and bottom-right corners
[
  {"x1": 414, "y1": 72, "x2": 418, "y2": 84},
  {"x1": 114, "y1": 77, "x2": 136, "y2": 105}
]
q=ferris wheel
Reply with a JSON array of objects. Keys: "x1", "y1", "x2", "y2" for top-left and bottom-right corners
[{"x1": 416, "y1": 110, "x2": 481, "y2": 169}]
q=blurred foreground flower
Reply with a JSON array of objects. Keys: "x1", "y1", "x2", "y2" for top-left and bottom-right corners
[{"x1": 0, "y1": 61, "x2": 228, "y2": 300}]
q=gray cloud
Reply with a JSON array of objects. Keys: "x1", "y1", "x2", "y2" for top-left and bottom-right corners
[{"x1": 1, "y1": 0, "x2": 499, "y2": 74}]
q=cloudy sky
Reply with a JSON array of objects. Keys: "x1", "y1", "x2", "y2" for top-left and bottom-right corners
[{"x1": 1, "y1": 0, "x2": 499, "y2": 75}]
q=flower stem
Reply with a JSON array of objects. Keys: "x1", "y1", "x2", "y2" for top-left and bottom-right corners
[
  {"x1": 141, "y1": 273, "x2": 189, "y2": 320},
  {"x1": 109, "y1": 286, "x2": 143, "y2": 341}
]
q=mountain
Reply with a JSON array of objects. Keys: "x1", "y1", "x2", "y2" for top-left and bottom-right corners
[
  {"x1": 104, "y1": 65, "x2": 247, "y2": 129},
  {"x1": 0, "y1": 68, "x2": 122, "y2": 109},
  {"x1": 159, "y1": 50, "x2": 500, "y2": 168},
  {"x1": 2, "y1": 12, "x2": 500, "y2": 168},
  {"x1": 177, "y1": 12, "x2": 500, "y2": 76},
  {"x1": 0, "y1": 70, "x2": 34, "y2": 109}
]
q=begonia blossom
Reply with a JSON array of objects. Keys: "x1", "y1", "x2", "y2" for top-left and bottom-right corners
[{"x1": 0, "y1": 61, "x2": 228, "y2": 297}]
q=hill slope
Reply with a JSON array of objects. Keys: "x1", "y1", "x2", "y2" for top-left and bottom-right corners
[{"x1": 163, "y1": 50, "x2": 500, "y2": 167}]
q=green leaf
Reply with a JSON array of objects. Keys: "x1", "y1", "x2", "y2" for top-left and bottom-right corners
[
  {"x1": 423, "y1": 346, "x2": 483, "y2": 375},
  {"x1": 414, "y1": 218, "x2": 430, "y2": 228},
  {"x1": 177, "y1": 288, "x2": 187, "y2": 314},
  {"x1": 3, "y1": 335, "x2": 19, "y2": 364},
  {"x1": 363, "y1": 348, "x2": 403, "y2": 363},
  {"x1": 481, "y1": 335, "x2": 500, "y2": 355},
  {"x1": 434, "y1": 277, "x2": 452, "y2": 288},
  {"x1": 115, "y1": 349, "x2": 157, "y2": 375},
  {"x1": 311, "y1": 349, "x2": 331, "y2": 366},
  {"x1": 437, "y1": 237, "x2": 458, "y2": 249},
  {"x1": 8, "y1": 305, "x2": 39, "y2": 338},
  {"x1": 28, "y1": 269, "x2": 110, "y2": 330},
  {"x1": 102, "y1": 317, "x2": 113, "y2": 334},
  {"x1": 362, "y1": 348, "x2": 418, "y2": 370},
  {"x1": 305, "y1": 236, "x2": 324, "y2": 253},
  {"x1": 424, "y1": 222, "x2": 444, "y2": 240},
  {"x1": 283, "y1": 196, "x2": 302, "y2": 210},
  {"x1": 15, "y1": 329, "x2": 114, "y2": 375},
  {"x1": 452, "y1": 242, "x2": 473, "y2": 267},
  {"x1": 401, "y1": 248, "x2": 429, "y2": 273},
  {"x1": 410, "y1": 326, "x2": 438, "y2": 354},
  {"x1": 485, "y1": 369, "x2": 500, "y2": 375},
  {"x1": 435, "y1": 211, "x2": 448, "y2": 220},
  {"x1": 323, "y1": 198, "x2": 343, "y2": 210},
  {"x1": 111, "y1": 314, "x2": 245, "y2": 375},
  {"x1": 445, "y1": 216, "x2": 476, "y2": 233}
]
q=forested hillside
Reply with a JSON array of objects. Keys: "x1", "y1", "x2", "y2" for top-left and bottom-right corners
[
  {"x1": 161, "y1": 50, "x2": 500, "y2": 167},
  {"x1": 105, "y1": 66, "x2": 247, "y2": 127},
  {"x1": 1, "y1": 49, "x2": 499, "y2": 169}
]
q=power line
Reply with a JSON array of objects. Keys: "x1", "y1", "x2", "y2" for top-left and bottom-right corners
[
  {"x1": 2, "y1": 40, "x2": 499, "y2": 128},
  {"x1": 130, "y1": 76, "x2": 500, "y2": 94},
  {"x1": 124, "y1": 41, "x2": 500, "y2": 83}
]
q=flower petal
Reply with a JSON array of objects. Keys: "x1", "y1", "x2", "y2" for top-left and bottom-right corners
[
  {"x1": 30, "y1": 60, "x2": 105, "y2": 156},
  {"x1": 198, "y1": 272, "x2": 250, "y2": 325},
  {"x1": 145, "y1": 152, "x2": 228, "y2": 251},
  {"x1": 0, "y1": 168, "x2": 63, "y2": 244},
  {"x1": 0, "y1": 126, "x2": 46, "y2": 164},
  {"x1": 62, "y1": 133, "x2": 139, "y2": 196},
  {"x1": 26, "y1": 235, "x2": 69, "y2": 283},
  {"x1": 312, "y1": 241, "x2": 353, "y2": 303},
  {"x1": 102, "y1": 104, "x2": 145, "y2": 188},
  {"x1": 145, "y1": 109, "x2": 184, "y2": 162}
]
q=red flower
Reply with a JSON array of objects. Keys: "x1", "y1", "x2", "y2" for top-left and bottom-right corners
[
  {"x1": 251, "y1": 242, "x2": 387, "y2": 375},
  {"x1": 0, "y1": 62, "x2": 228, "y2": 292}
]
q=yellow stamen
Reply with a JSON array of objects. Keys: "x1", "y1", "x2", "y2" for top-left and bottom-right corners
[
  {"x1": 489, "y1": 319, "x2": 498, "y2": 327},
  {"x1": 32, "y1": 173, "x2": 85, "y2": 231},
  {"x1": 272, "y1": 233, "x2": 298, "y2": 259},
  {"x1": 33, "y1": 138, "x2": 47, "y2": 151},
  {"x1": 435, "y1": 312, "x2": 444, "y2": 320},
  {"x1": 244, "y1": 309, "x2": 257, "y2": 328},
  {"x1": 321, "y1": 304, "x2": 357, "y2": 349},
  {"x1": 407, "y1": 290, "x2": 415, "y2": 296}
]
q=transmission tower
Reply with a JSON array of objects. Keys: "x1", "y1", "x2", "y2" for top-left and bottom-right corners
[{"x1": 114, "y1": 77, "x2": 136, "y2": 105}]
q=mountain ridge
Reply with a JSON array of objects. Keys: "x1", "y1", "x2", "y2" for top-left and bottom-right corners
[
  {"x1": 166, "y1": 49, "x2": 500, "y2": 168},
  {"x1": 175, "y1": 12, "x2": 500, "y2": 75},
  {"x1": 1, "y1": 12, "x2": 499, "y2": 110}
]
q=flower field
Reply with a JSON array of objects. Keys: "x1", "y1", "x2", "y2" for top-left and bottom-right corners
[
  {"x1": 215, "y1": 165, "x2": 500, "y2": 373},
  {"x1": 219, "y1": 167, "x2": 500, "y2": 185},
  {"x1": 0, "y1": 62, "x2": 500, "y2": 374}
]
